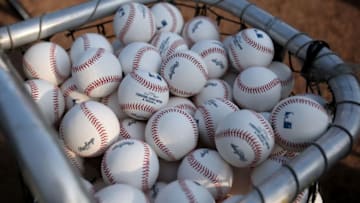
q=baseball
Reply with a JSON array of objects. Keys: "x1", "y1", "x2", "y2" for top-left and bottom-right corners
[
  {"x1": 113, "y1": 2, "x2": 156, "y2": 45},
  {"x1": 101, "y1": 139, "x2": 159, "y2": 191},
  {"x1": 228, "y1": 28, "x2": 274, "y2": 71},
  {"x1": 57, "y1": 137, "x2": 84, "y2": 173},
  {"x1": 151, "y1": 31, "x2": 188, "y2": 58},
  {"x1": 222, "y1": 195, "x2": 245, "y2": 203},
  {"x1": 233, "y1": 66, "x2": 282, "y2": 112},
  {"x1": 100, "y1": 89, "x2": 128, "y2": 120},
  {"x1": 182, "y1": 16, "x2": 220, "y2": 46},
  {"x1": 164, "y1": 96, "x2": 197, "y2": 116},
  {"x1": 60, "y1": 77, "x2": 91, "y2": 110},
  {"x1": 118, "y1": 42, "x2": 161, "y2": 74},
  {"x1": 300, "y1": 93, "x2": 328, "y2": 107},
  {"x1": 145, "y1": 107, "x2": 199, "y2": 161},
  {"x1": 95, "y1": 184, "x2": 148, "y2": 203},
  {"x1": 193, "y1": 79, "x2": 232, "y2": 107},
  {"x1": 24, "y1": 79, "x2": 65, "y2": 125},
  {"x1": 177, "y1": 148, "x2": 234, "y2": 200},
  {"x1": 119, "y1": 118, "x2": 146, "y2": 141},
  {"x1": 151, "y1": 2, "x2": 184, "y2": 34},
  {"x1": 155, "y1": 179, "x2": 215, "y2": 203},
  {"x1": 160, "y1": 50, "x2": 208, "y2": 97},
  {"x1": 59, "y1": 101, "x2": 120, "y2": 157},
  {"x1": 118, "y1": 70, "x2": 169, "y2": 120},
  {"x1": 146, "y1": 181, "x2": 168, "y2": 203},
  {"x1": 268, "y1": 61, "x2": 295, "y2": 99},
  {"x1": 23, "y1": 42, "x2": 71, "y2": 85},
  {"x1": 215, "y1": 109, "x2": 275, "y2": 167},
  {"x1": 270, "y1": 95, "x2": 330, "y2": 152},
  {"x1": 70, "y1": 33, "x2": 113, "y2": 63},
  {"x1": 157, "y1": 159, "x2": 180, "y2": 183},
  {"x1": 72, "y1": 48, "x2": 122, "y2": 98},
  {"x1": 194, "y1": 98, "x2": 239, "y2": 148},
  {"x1": 191, "y1": 40, "x2": 228, "y2": 78}
]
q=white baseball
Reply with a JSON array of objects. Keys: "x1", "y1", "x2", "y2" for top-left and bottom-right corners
[
  {"x1": 151, "y1": 31, "x2": 188, "y2": 58},
  {"x1": 146, "y1": 182, "x2": 168, "y2": 203},
  {"x1": 145, "y1": 107, "x2": 198, "y2": 161},
  {"x1": 60, "y1": 77, "x2": 91, "y2": 110},
  {"x1": 222, "y1": 195, "x2": 245, "y2": 203},
  {"x1": 119, "y1": 118, "x2": 146, "y2": 141},
  {"x1": 101, "y1": 139, "x2": 159, "y2": 191},
  {"x1": 300, "y1": 93, "x2": 328, "y2": 107},
  {"x1": 270, "y1": 96, "x2": 330, "y2": 152},
  {"x1": 100, "y1": 89, "x2": 128, "y2": 120},
  {"x1": 182, "y1": 16, "x2": 220, "y2": 46},
  {"x1": 118, "y1": 42, "x2": 161, "y2": 74},
  {"x1": 23, "y1": 42, "x2": 70, "y2": 85},
  {"x1": 191, "y1": 40, "x2": 228, "y2": 78},
  {"x1": 269, "y1": 144, "x2": 287, "y2": 157},
  {"x1": 177, "y1": 148, "x2": 234, "y2": 200},
  {"x1": 193, "y1": 79, "x2": 232, "y2": 107},
  {"x1": 118, "y1": 70, "x2": 169, "y2": 120},
  {"x1": 70, "y1": 33, "x2": 113, "y2": 63},
  {"x1": 151, "y1": 2, "x2": 184, "y2": 34},
  {"x1": 72, "y1": 48, "x2": 122, "y2": 98},
  {"x1": 164, "y1": 96, "x2": 197, "y2": 116},
  {"x1": 268, "y1": 61, "x2": 294, "y2": 98},
  {"x1": 113, "y1": 2, "x2": 156, "y2": 44},
  {"x1": 194, "y1": 98, "x2": 239, "y2": 148},
  {"x1": 59, "y1": 101, "x2": 120, "y2": 157},
  {"x1": 57, "y1": 137, "x2": 84, "y2": 173},
  {"x1": 160, "y1": 50, "x2": 208, "y2": 97},
  {"x1": 95, "y1": 184, "x2": 148, "y2": 203},
  {"x1": 233, "y1": 66, "x2": 282, "y2": 112},
  {"x1": 155, "y1": 179, "x2": 215, "y2": 203},
  {"x1": 215, "y1": 109, "x2": 275, "y2": 167},
  {"x1": 24, "y1": 79, "x2": 65, "y2": 125},
  {"x1": 228, "y1": 28, "x2": 274, "y2": 71},
  {"x1": 157, "y1": 159, "x2": 180, "y2": 183},
  {"x1": 250, "y1": 155, "x2": 289, "y2": 186}
]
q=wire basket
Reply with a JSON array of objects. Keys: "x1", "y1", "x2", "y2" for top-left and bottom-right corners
[{"x1": 0, "y1": 0, "x2": 359, "y2": 202}]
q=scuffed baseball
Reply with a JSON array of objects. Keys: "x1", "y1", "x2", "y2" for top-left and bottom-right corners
[
  {"x1": 145, "y1": 107, "x2": 199, "y2": 161},
  {"x1": 23, "y1": 42, "x2": 71, "y2": 85},
  {"x1": 59, "y1": 101, "x2": 120, "y2": 157},
  {"x1": 118, "y1": 70, "x2": 169, "y2": 120},
  {"x1": 101, "y1": 139, "x2": 159, "y2": 191},
  {"x1": 151, "y1": 2, "x2": 184, "y2": 34},
  {"x1": 155, "y1": 179, "x2": 215, "y2": 203},
  {"x1": 60, "y1": 77, "x2": 92, "y2": 110},
  {"x1": 113, "y1": 2, "x2": 156, "y2": 44},
  {"x1": 100, "y1": 89, "x2": 128, "y2": 120},
  {"x1": 95, "y1": 184, "x2": 148, "y2": 203},
  {"x1": 215, "y1": 109, "x2": 275, "y2": 167},
  {"x1": 151, "y1": 31, "x2": 188, "y2": 58},
  {"x1": 119, "y1": 118, "x2": 146, "y2": 141},
  {"x1": 164, "y1": 96, "x2": 197, "y2": 116},
  {"x1": 177, "y1": 148, "x2": 234, "y2": 200},
  {"x1": 268, "y1": 61, "x2": 294, "y2": 99},
  {"x1": 24, "y1": 79, "x2": 65, "y2": 125},
  {"x1": 193, "y1": 79, "x2": 232, "y2": 107},
  {"x1": 182, "y1": 16, "x2": 220, "y2": 46},
  {"x1": 118, "y1": 42, "x2": 161, "y2": 74}
]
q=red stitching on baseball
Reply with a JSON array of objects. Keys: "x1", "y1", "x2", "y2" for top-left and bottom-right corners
[
  {"x1": 178, "y1": 180, "x2": 197, "y2": 203},
  {"x1": 241, "y1": 30, "x2": 273, "y2": 54},
  {"x1": 270, "y1": 97, "x2": 327, "y2": 151},
  {"x1": 63, "y1": 146, "x2": 82, "y2": 171},
  {"x1": 52, "y1": 88, "x2": 60, "y2": 121},
  {"x1": 101, "y1": 94, "x2": 111, "y2": 105},
  {"x1": 174, "y1": 103, "x2": 196, "y2": 114},
  {"x1": 72, "y1": 48, "x2": 105, "y2": 72},
  {"x1": 23, "y1": 58, "x2": 40, "y2": 78},
  {"x1": 269, "y1": 148, "x2": 286, "y2": 157},
  {"x1": 187, "y1": 153, "x2": 224, "y2": 199},
  {"x1": 84, "y1": 75, "x2": 122, "y2": 96},
  {"x1": 198, "y1": 105, "x2": 216, "y2": 147},
  {"x1": 215, "y1": 98, "x2": 239, "y2": 112},
  {"x1": 49, "y1": 43, "x2": 66, "y2": 81},
  {"x1": 219, "y1": 80, "x2": 231, "y2": 101},
  {"x1": 150, "y1": 33, "x2": 161, "y2": 48},
  {"x1": 27, "y1": 80, "x2": 40, "y2": 101},
  {"x1": 251, "y1": 111, "x2": 274, "y2": 138},
  {"x1": 133, "y1": 46, "x2": 158, "y2": 71},
  {"x1": 166, "y1": 39, "x2": 187, "y2": 57},
  {"x1": 120, "y1": 103, "x2": 157, "y2": 114},
  {"x1": 229, "y1": 43, "x2": 244, "y2": 71},
  {"x1": 141, "y1": 142, "x2": 151, "y2": 191},
  {"x1": 162, "y1": 3, "x2": 177, "y2": 33},
  {"x1": 101, "y1": 155, "x2": 116, "y2": 184},
  {"x1": 148, "y1": 6, "x2": 155, "y2": 37},
  {"x1": 217, "y1": 129, "x2": 262, "y2": 166},
  {"x1": 199, "y1": 47, "x2": 226, "y2": 58},
  {"x1": 119, "y1": 121, "x2": 132, "y2": 139},
  {"x1": 280, "y1": 74, "x2": 294, "y2": 87},
  {"x1": 80, "y1": 102, "x2": 108, "y2": 152},
  {"x1": 62, "y1": 84, "x2": 77, "y2": 98},
  {"x1": 293, "y1": 190, "x2": 307, "y2": 203},
  {"x1": 118, "y1": 3, "x2": 135, "y2": 43},
  {"x1": 236, "y1": 75, "x2": 280, "y2": 94},
  {"x1": 81, "y1": 34, "x2": 90, "y2": 50},
  {"x1": 268, "y1": 156, "x2": 288, "y2": 164},
  {"x1": 130, "y1": 72, "x2": 168, "y2": 93}
]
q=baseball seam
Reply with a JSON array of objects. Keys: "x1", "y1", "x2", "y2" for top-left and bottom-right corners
[
  {"x1": 80, "y1": 102, "x2": 108, "y2": 153},
  {"x1": 166, "y1": 39, "x2": 186, "y2": 57},
  {"x1": 198, "y1": 105, "x2": 216, "y2": 147},
  {"x1": 219, "y1": 80, "x2": 231, "y2": 101},
  {"x1": 241, "y1": 31, "x2": 273, "y2": 54},
  {"x1": 150, "y1": 33, "x2": 161, "y2": 48},
  {"x1": 199, "y1": 47, "x2": 226, "y2": 59},
  {"x1": 62, "y1": 84, "x2": 77, "y2": 98},
  {"x1": 148, "y1": 6, "x2": 155, "y2": 37},
  {"x1": 162, "y1": 3, "x2": 177, "y2": 32},
  {"x1": 52, "y1": 88, "x2": 60, "y2": 121},
  {"x1": 23, "y1": 58, "x2": 40, "y2": 79},
  {"x1": 81, "y1": 34, "x2": 91, "y2": 51},
  {"x1": 216, "y1": 98, "x2": 239, "y2": 112},
  {"x1": 120, "y1": 102, "x2": 157, "y2": 114},
  {"x1": 141, "y1": 142, "x2": 151, "y2": 191},
  {"x1": 130, "y1": 72, "x2": 168, "y2": 93},
  {"x1": 178, "y1": 180, "x2": 197, "y2": 203},
  {"x1": 101, "y1": 94, "x2": 111, "y2": 105},
  {"x1": 280, "y1": 74, "x2": 294, "y2": 87},
  {"x1": 174, "y1": 103, "x2": 196, "y2": 114},
  {"x1": 236, "y1": 75, "x2": 281, "y2": 95},
  {"x1": 217, "y1": 128, "x2": 262, "y2": 166},
  {"x1": 119, "y1": 121, "x2": 132, "y2": 139},
  {"x1": 101, "y1": 155, "x2": 116, "y2": 184},
  {"x1": 84, "y1": 75, "x2": 122, "y2": 96},
  {"x1": 27, "y1": 80, "x2": 40, "y2": 101},
  {"x1": 251, "y1": 111, "x2": 274, "y2": 138},
  {"x1": 133, "y1": 46, "x2": 158, "y2": 71},
  {"x1": 118, "y1": 3, "x2": 136, "y2": 43},
  {"x1": 72, "y1": 48, "x2": 105, "y2": 72},
  {"x1": 63, "y1": 147, "x2": 83, "y2": 171},
  {"x1": 229, "y1": 43, "x2": 243, "y2": 71},
  {"x1": 49, "y1": 43, "x2": 66, "y2": 81},
  {"x1": 187, "y1": 153, "x2": 224, "y2": 199}
]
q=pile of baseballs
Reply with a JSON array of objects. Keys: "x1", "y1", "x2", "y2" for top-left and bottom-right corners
[{"x1": 22, "y1": 2, "x2": 328, "y2": 203}]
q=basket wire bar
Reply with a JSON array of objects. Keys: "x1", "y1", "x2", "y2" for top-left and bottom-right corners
[{"x1": 0, "y1": 0, "x2": 359, "y2": 202}]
